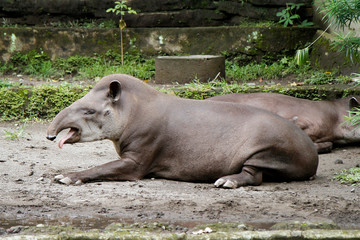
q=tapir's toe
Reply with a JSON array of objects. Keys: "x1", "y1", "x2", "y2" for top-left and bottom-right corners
[
  {"x1": 54, "y1": 174, "x2": 64, "y2": 180},
  {"x1": 214, "y1": 178, "x2": 226, "y2": 187},
  {"x1": 214, "y1": 178, "x2": 237, "y2": 189},
  {"x1": 55, "y1": 174, "x2": 73, "y2": 185}
]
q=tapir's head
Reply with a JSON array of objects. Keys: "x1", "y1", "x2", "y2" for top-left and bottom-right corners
[
  {"x1": 46, "y1": 76, "x2": 125, "y2": 148},
  {"x1": 340, "y1": 96, "x2": 360, "y2": 143}
]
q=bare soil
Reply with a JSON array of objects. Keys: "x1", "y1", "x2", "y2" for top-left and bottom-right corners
[{"x1": 0, "y1": 122, "x2": 359, "y2": 232}]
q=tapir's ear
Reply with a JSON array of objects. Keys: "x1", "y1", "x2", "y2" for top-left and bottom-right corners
[
  {"x1": 109, "y1": 80, "x2": 122, "y2": 103},
  {"x1": 349, "y1": 97, "x2": 359, "y2": 110}
]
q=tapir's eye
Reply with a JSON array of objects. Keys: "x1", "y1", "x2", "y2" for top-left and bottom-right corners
[{"x1": 84, "y1": 109, "x2": 96, "y2": 115}]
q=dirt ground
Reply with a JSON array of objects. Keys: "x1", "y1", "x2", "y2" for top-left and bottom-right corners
[{"x1": 0, "y1": 122, "x2": 359, "y2": 232}]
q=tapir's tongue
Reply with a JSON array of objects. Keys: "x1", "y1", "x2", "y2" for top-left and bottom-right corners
[{"x1": 58, "y1": 128, "x2": 77, "y2": 149}]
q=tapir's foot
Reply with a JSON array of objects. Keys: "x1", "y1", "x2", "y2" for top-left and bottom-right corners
[
  {"x1": 315, "y1": 142, "x2": 333, "y2": 154},
  {"x1": 54, "y1": 174, "x2": 83, "y2": 185},
  {"x1": 214, "y1": 166, "x2": 263, "y2": 189}
]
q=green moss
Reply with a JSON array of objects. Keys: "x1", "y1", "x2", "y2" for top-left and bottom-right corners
[
  {"x1": 270, "y1": 221, "x2": 340, "y2": 231},
  {"x1": 14, "y1": 222, "x2": 360, "y2": 239}
]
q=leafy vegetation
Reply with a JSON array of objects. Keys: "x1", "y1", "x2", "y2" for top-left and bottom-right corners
[
  {"x1": 276, "y1": 3, "x2": 314, "y2": 27},
  {"x1": 296, "y1": 0, "x2": 360, "y2": 66},
  {"x1": 318, "y1": 0, "x2": 360, "y2": 63},
  {"x1": 0, "y1": 50, "x2": 155, "y2": 81},
  {"x1": 1, "y1": 49, "x2": 352, "y2": 85},
  {"x1": 0, "y1": 82, "x2": 90, "y2": 121},
  {"x1": 333, "y1": 168, "x2": 360, "y2": 185},
  {"x1": 0, "y1": 49, "x2": 359, "y2": 121},
  {"x1": 346, "y1": 106, "x2": 360, "y2": 127},
  {"x1": 2, "y1": 124, "x2": 27, "y2": 140}
]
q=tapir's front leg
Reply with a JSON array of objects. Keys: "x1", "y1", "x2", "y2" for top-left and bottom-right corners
[{"x1": 55, "y1": 158, "x2": 143, "y2": 185}]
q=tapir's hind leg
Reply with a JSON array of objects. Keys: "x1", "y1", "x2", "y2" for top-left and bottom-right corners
[
  {"x1": 315, "y1": 142, "x2": 333, "y2": 154},
  {"x1": 214, "y1": 166, "x2": 263, "y2": 189}
]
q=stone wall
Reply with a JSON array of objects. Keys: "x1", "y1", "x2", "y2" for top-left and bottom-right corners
[
  {"x1": 0, "y1": 26, "x2": 317, "y2": 62},
  {"x1": 0, "y1": 0, "x2": 313, "y2": 27}
]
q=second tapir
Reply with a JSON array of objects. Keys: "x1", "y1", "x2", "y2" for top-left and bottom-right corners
[
  {"x1": 46, "y1": 74, "x2": 318, "y2": 188},
  {"x1": 208, "y1": 93, "x2": 360, "y2": 153}
]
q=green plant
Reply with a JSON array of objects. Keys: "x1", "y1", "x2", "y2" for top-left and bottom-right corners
[
  {"x1": 319, "y1": 0, "x2": 360, "y2": 63},
  {"x1": 346, "y1": 107, "x2": 360, "y2": 127},
  {"x1": 333, "y1": 168, "x2": 360, "y2": 185},
  {"x1": 0, "y1": 50, "x2": 155, "y2": 81},
  {"x1": 332, "y1": 31, "x2": 360, "y2": 63},
  {"x1": 303, "y1": 71, "x2": 336, "y2": 85},
  {"x1": 296, "y1": 0, "x2": 360, "y2": 66},
  {"x1": 2, "y1": 124, "x2": 27, "y2": 140},
  {"x1": 319, "y1": 0, "x2": 360, "y2": 30},
  {"x1": 276, "y1": 3, "x2": 313, "y2": 27},
  {"x1": 106, "y1": 1, "x2": 138, "y2": 65}
]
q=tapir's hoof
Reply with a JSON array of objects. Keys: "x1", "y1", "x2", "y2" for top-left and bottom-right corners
[
  {"x1": 54, "y1": 174, "x2": 83, "y2": 185},
  {"x1": 214, "y1": 178, "x2": 237, "y2": 189},
  {"x1": 55, "y1": 175, "x2": 72, "y2": 185}
]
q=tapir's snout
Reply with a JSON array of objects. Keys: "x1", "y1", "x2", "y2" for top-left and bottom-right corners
[{"x1": 46, "y1": 124, "x2": 59, "y2": 141}]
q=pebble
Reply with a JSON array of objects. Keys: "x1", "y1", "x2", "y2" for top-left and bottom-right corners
[
  {"x1": 7, "y1": 226, "x2": 22, "y2": 234},
  {"x1": 37, "y1": 177, "x2": 44, "y2": 181},
  {"x1": 334, "y1": 159, "x2": 343, "y2": 164},
  {"x1": 350, "y1": 188, "x2": 355, "y2": 193}
]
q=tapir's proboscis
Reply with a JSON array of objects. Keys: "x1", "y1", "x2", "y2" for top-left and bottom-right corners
[
  {"x1": 46, "y1": 74, "x2": 318, "y2": 188},
  {"x1": 208, "y1": 93, "x2": 360, "y2": 153}
]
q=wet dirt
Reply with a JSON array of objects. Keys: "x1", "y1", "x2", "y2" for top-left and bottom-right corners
[{"x1": 0, "y1": 122, "x2": 359, "y2": 232}]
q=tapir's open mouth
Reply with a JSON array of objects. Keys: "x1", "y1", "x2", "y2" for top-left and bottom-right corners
[{"x1": 56, "y1": 127, "x2": 80, "y2": 149}]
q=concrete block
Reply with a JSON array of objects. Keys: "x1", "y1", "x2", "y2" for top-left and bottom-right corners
[{"x1": 155, "y1": 55, "x2": 225, "y2": 84}]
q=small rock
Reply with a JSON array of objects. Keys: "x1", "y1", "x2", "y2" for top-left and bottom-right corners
[
  {"x1": 14, "y1": 179, "x2": 24, "y2": 184},
  {"x1": 7, "y1": 226, "x2": 22, "y2": 234},
  {"x1": 37, "y1": 177, "x2": 44, "y2": 181},
  {"x1": 334, "y1": 159, "x2": 343, "y2": 164},
  {"x1": 237, "y1": 224, "x2": 248, "y2": 230},
  {"x1": 350, "y1": 188, "x2": 355, "y2": 193},
  {"x1": 36, "y1": 224, "x2": 45, "y2": 228},
  {"x1": 192, "y1": 227, "x2": 213, "y2": 235}
]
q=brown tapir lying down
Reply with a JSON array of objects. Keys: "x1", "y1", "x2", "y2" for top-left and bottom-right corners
[
  {"x1": 208, "y1": 93, "x2": 360, "y2": 153},
  {"x1": 46, "y1": 74, "x2": 318, "y2": 188}
]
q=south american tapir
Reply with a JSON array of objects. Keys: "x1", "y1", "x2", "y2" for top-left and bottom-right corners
[{"x1": 46, "y1": 74, "x2": 318, "y2": 188}]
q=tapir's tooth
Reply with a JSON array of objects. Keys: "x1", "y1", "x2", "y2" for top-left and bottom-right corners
[
  {"x1": 54, "y1": 174, "x2": 64, "y2": 180},
  {"x1": 223, "y1": 180, "x2": 237, "y2": 189},
  {"x1": 59, "y1": 177, "x2": 72, "y2": 185},
  {"x1": 214, "y1": 178, "x2": 226, "y2": 187}
]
